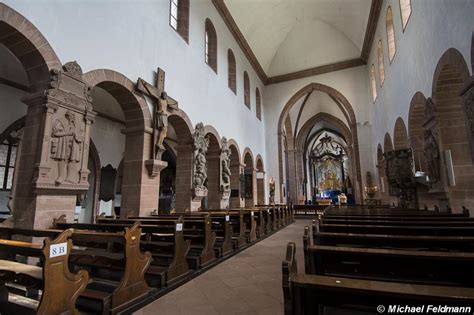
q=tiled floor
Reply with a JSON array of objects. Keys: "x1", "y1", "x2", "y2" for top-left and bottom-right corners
[{"x1": 134, "y1": 219, "x2": 310, "y2": 315}]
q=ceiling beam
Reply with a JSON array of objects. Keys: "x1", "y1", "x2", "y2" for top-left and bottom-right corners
[
  {"x1": 266, "y1": 58, "x2": 365, "y2": 85},
  {"x1": 212, "y1": 0, "x2": 268, "y2": 84},
  {"x1": 361, "y1": 0, "x2": 383, "y2": 62}
]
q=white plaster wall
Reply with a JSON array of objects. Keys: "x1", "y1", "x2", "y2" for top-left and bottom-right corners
[
  {"x1": 3, "y1": 0, "x2": 266, "y2": 168},
  {"x1": 263, "y1": 65, "x2": 373, "y2": 202},
  {"x1": 0, "y1": 85, "x2": 27, "y2": 133},
  {"x1": 90, "y1": 117, "x2": 125, "y2": 168},
  {"x1": 368, "y1": 0, "x2": 474, "y2": 162}
]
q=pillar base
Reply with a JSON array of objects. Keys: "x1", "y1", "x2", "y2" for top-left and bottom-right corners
[
  {"x1": 220, "y1": 190, "x2": 230, "y2": 209},
  {"x1": 191, "y1": 187, "x2": 208, "y2": 212}
]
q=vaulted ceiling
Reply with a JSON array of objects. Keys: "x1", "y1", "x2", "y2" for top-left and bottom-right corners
[{"x1": 224, "y1": 0, "x2": 373, "y2": 78}]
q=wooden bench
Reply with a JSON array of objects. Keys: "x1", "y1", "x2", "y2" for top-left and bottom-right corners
[
  {"x1": 303, "y1": 227, "x2": 474, "y2": 287},
  {"x1": 318, "y1": 222, "x2": 474, "y2": 236},
  {"x1": 229, "y1": 209, "x2": 257, "y2": 242},
  {"x1": 124, "y1": 215, "x2": 217, "y2": 269},
  {"x1": 72, "y1": 218, "x2": 190, "y2": 287},
  {"x1": 313, "y1": 230, "x2": 474, "y2": 252},
  {"x1": 0, "y1": 229, "x2": 89, "y2": 314},
  {"x1": 283, "y1": 242, "x2": 474, "y2": 315}
]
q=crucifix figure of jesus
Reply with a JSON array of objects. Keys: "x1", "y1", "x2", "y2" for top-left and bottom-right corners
[{"x1": 136, "y1": 68, "x2": 178, "y2": 160}]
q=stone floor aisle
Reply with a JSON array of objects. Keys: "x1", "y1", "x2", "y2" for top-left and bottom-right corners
[{"x1": 134, "y1": 219, "x2": 310, "y2": 315}]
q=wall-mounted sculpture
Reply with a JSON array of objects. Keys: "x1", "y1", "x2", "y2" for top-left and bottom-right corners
[
  {"x1": 220, "y1": 137, "x2": 231, "y2": 193},
  {"x1": 193, "y1": 123, "x2": 209, "y2": 190},
  {"x1": 423, "y1": 97, "x2": 442, "y2": 188}
]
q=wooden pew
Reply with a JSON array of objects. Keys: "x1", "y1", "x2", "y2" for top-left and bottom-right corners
[
  {"x1": 230, "y1": 209, "x2": 257, "y2": 242},
  {"x1": 5, "y1": 223, "x2": 152, "y2": 314},
  {"x1": 283, "y1": 242, "x2": 474, "y2": 315},
  {"x1": 123, "y1": 215, "x2": 217, "y2": 269},
  {"x1": 313, "y1": 230, "x2": 474, "y2": 252},
  {"x1": 207, "y1": 212, "x2": 233, "y2": 257},
  {"x1": 321, "y1": 217, "x2": 474, "y2": 226},
  {"x1": 71, "y1": 219, "x2": 190, "y2": 287},
  {"x1": 303, "y1": 227, "x2": 474, "y2": 287},
  {"x1": 0, "y1": 229, "x2": 89, "y2": 314},
  {"x1": 318, "y1": 223, "x2": 474, "y2": 236}
]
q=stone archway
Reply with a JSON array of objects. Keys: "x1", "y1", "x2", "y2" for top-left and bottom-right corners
[
  {"x1": 431, "y1": 48, "x2": 472, "y2": 211},
  {"x1": 242, "y1": 148, "x2": 256, "y2": 207},
  {"x1": 393, "y1": 117, "x2": 409, "y2": 150},
  {"x1": 204, "y1": 125, "x2": 221, "y2": 210},
  {"x1": 408, "y1": 92, "x2": 428, "y2": 171},
  {"x1": 83, "y1": 69, "x2": 153, "y2": 217},
  {"x1": 277, "y1": 82, "x2": 362, "y2": 203},
  {"x1": 167, "y1": 110, "x2": 194, "y2": 212},
  {"x1": 294, "y1": 113, "x2": 355, "y2": 204},
  {"x1": 0, "y1": 3, "x2": 62, "y2": 92},
  {"x1": 384, "y1": 133, "x2": 394, "y2": 152},
  {"x1": 227, "y1": 139, "x2": 241, "y2": 208},
  {"x1": 255, "y1": 155, "x2": 265, "y2": 205}
]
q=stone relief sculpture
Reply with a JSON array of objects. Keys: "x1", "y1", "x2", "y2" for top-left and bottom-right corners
[
  {"x1": 268, "y1": 176, "x2": 275, "y2": 204},
  {"x1": 220, "y1": 137, "x2": 231, "y2": 193},
  {"x1": 51, "y1": 110, "x2": 84, "y2": 184},
  {"x1": 193, "y1": 123, "x2": 210, "y2": 190}
]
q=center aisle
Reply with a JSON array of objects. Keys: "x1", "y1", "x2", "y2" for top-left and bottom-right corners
[{"x1": 134, "y1": 219, "x2": 310, "y2": 315}]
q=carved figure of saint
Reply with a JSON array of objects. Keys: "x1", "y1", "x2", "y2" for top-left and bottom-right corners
[
  {"x1": 51, "y1": 111, "x2": 83, "y2": 184},
  {"x1": 220, "y1": 137, "x2": 231, "y2": 192},
  {"x1": 269, "y1": 177, "x2": 275, "y2": 204}
]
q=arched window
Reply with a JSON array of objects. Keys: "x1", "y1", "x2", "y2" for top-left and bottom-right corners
[
  {"x1": 243, "y1": 71, "x2": 250, "y2": 108},
  {"x1": 377, "y1": 40, "x2": 385, "y2": 86},
  {"x1": 399, "y1": 0, "x2": 412, "y2": 31},
  {"x1": 256, "y1": 88, "x2": 262, "y2": 120},
  {"x1": 228, "y1": 49, "x2": 236, "y2": 94},
  {"x1": 370, "y1": 64, "x2": 377, "y2": 102},
  {"x1": 386, "y1": 6, "x2": 396, "y2": 63},
  {"x1": 0, "y1": 138, "x2": 18, "y2": 191},
  {"x1": 205, "y1": 19, "x2": 217, "y2": 73},
  {"x1": 169, "y1": 0, "x2": 189, "y2": 42}
]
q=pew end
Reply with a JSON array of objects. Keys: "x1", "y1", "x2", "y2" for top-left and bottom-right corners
[{"x1": 282, "y1": 242, "x2": 298, "y2": 315}]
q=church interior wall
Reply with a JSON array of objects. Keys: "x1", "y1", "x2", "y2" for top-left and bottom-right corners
[
  {"x1": 1, "y1": 0, "x2": 267, "y2": 171},
  {"x1": 368, "y1": 0, "x2": 473, "y2": 152},
  {"x1": 263, "y1": 65, "x2": 373, "y2": 202}
]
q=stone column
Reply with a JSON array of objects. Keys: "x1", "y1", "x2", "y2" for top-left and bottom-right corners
[
  {"x1": 13, "y1": 62, "x2": 96, "y2": 229},
  {"x1": 175, "y1": 143, "x2": 193, "y2": 212},
  {"x1": 120, "y1": 127, "x2": 165, "y2": 218}
]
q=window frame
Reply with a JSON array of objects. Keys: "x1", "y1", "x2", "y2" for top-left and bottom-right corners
[
  {"x1": 169, "y1": 0, "x2": 189, "y2": 43},
  {"x1": 399, "y1": 0, "x2": 412, "y2": 32}
]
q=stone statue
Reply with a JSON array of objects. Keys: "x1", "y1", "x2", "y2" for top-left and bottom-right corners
[
  {"x1": 220, "y1": 137, "x2": 231, "y2": 192},
  {"x1": 424, "y1": 129, "x2": 441, "y2": 185},
  {"x1": 193, "y1": 123, "x2": 210, "y2": 190},
  {"x1": 51, "y1": 110, "x2": 84, "y2": 184},
  {"x1": 269, "y1": 176, "x2": 275, "y2": 204}
]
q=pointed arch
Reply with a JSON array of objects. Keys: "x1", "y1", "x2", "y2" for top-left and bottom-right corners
[{"x1": 384, "y1": 132, "x2": 394, "y2": 152}]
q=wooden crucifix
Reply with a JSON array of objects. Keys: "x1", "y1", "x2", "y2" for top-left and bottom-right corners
[{"x1": 136, "y1": 68, "x2": 178, "y2": 160}]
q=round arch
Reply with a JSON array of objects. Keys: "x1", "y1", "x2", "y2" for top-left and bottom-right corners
[
  {"x1": 204, "y1": 125, "x2": 222, "y2": 209},
  {"x1": 408, "y1": 91, "x2": 428, "y2": 171},
  {"x1": 255, "y1": 154, "x2": 265, "y2": 205},
  {"x1": 242, "y1": 148, "x2": 255, "y2": 207},
  {"x1": 393, "y1": 117, "x2": 409, "y2": 150},
  {"x1": 384, "y1": 133, "x2": 394, "y2": 152},
  {"x1": 0, "y1": 3, "x2": 62, "y2": 91}
]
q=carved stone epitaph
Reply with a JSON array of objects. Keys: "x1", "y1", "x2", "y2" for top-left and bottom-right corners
[{"x1": 32, "y1": 61, "x2": 96, "y2": 192}]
